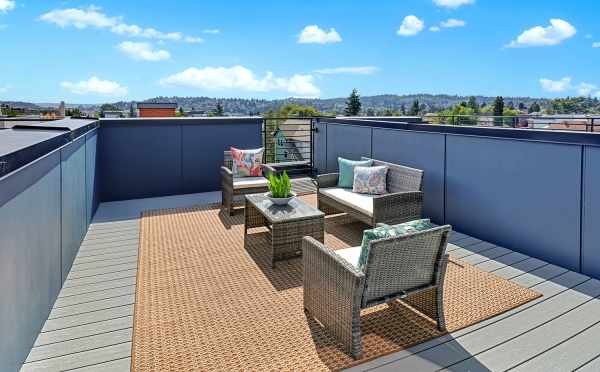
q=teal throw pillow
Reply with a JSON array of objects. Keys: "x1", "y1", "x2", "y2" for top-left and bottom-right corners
[
  {"x1": 337, "y1": 157, "x2": 373, "y2": 188},
  {"x1": 357, "y1": 219, "x2": 434, "y2": 271}
]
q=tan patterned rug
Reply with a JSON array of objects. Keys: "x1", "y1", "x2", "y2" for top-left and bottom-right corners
[{"x1": 132, "y1": 194, "x2": 541, "y2": 371}]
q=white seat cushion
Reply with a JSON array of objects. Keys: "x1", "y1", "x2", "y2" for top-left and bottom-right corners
[
  {"x1": 233, "y1": 177, "x2": 269, "y2": 189},
  {"x1": 320, "y1": 187, "x2": 376, "y2": 216},
  {"x1": 335, "y1": 247, "x2": 361, "y2": 269}
]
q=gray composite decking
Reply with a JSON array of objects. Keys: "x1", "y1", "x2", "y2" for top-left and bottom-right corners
[{"x1": 21, "y1": 186, "x2": 600, "y2": 371}]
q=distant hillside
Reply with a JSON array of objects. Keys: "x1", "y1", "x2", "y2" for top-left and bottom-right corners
[
  {"x1": 2, "y1": 94, "x2": 555, "y2": 116},
  {"x1": 109, "y1": 94, "x2": 553, "y2": 115}
]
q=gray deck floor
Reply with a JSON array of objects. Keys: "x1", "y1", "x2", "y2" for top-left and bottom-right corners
[{"x1": 21, "y1": 188, "x2": 600, "y2": 371}]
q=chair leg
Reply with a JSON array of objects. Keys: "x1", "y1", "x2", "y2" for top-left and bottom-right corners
[
  {"x1": 403, "y1": 287, "x2": 446, "y2": 332},
  {"x1": 435, "y1": 286, "x2": 447, "y2": 332},
  {"x1": 350, "y1": 312, "x2": 363, "y2": 359}
]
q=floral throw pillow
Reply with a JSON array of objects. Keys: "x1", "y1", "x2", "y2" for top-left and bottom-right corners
[
  {"x1": 231, "y1": 147, "x2": 263, "y2": 177},
  {"x1": 358, "y1": 219, "x2": 435, "y2": 271},
  {"x1": 353, "y1": 165, "x2": 388, "y2": 195}
]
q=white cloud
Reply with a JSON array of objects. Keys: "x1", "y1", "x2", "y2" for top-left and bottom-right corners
[
  {"x1": 117, "y1": 41, "x2": 170, "y2": 61},
  {"x1": 61, "y1": 76, "x2": 128, "y2": 97},
  {"x1": 539, "y1": 77, "x2": 572, "y2": 92},
  {"x1": 577, "y1": 82, "x2": 597, "y2": 96},
  {"x1": 39, "y1": 6, "x2": 201, "y2": 43},
  {"x1": 202, "y1": 29, "x2": 220, "y2": 34},
  {"x1": 441, "y1": 19, "x2": 466, "y2": 28},
  {"x1": 111, "y1": 24, "x2": 183, "y2": 41},
  {"x1": 298, "y1": 25, "x2": 342, "y2": 44},
  {"x1": 184, "y1": 36, "x2": 204, "y2": 43},
  {"x1": 39, "y1": 6, "x2": 114, "y2": 29},
  {"x1": 0, "y1": 85, "x2": 10, "y2": 93},
  {"x1": 585, "y1": 34, "x2": 593, "y2": 39},
  {"x1": 398, "y1": 15, "x2": 424, "y2": 36},
  {"x1": 159, "y1": 65, "x2": 320, "y2": 97},
  {"x1": 593, "y1": 42, "x2": 600, "y2": 48},
  {"x1": 433, "y1": 0, "x2": 475, "y2": 9},
  {"x1": 430, "y1": 18, "x2": 466, "y2": 32},
  {"x1": 507, "y1": 19, "x2": 576, "y2": 48},
  {"x1": 314, "y1": 66, "x2": 379, "y2": 75},
  {"x1": 540, "y1": 77, "x2": 600, "y2": 96},
  {"x1": 0, "y1": 0, "x2": 15, "y2": 13}
]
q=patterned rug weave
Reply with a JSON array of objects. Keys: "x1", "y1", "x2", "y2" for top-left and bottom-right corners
[{"x1": 132, "y1": 195, "x2": 540, "y2": 371}]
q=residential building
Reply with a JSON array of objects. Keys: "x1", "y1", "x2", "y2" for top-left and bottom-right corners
[{"x1": 137, "y1": 102, "x2": 177, "y2": 118}]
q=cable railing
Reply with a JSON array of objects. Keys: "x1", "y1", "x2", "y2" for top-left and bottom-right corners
[{"x1": 422, "y1": 114, "x2": 600, "y2": 132}]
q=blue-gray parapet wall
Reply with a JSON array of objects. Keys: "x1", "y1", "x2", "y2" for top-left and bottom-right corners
[
  {"x1": 0, "y1": 119, "x2": 98, "y2": 372},
  {"x1": 98, "y1": 117, "x2": 263, "y2": 202},
  {"x1": 316, "y1": 118, "x2": 600, "y2": 279}
]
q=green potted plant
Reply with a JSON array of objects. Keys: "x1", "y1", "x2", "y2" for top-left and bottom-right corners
[{"x1": 266, "y1": 171, "x2": 295, "y2": 205}]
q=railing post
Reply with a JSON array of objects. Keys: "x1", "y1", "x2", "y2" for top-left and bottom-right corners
[
  {"x1": 310, "y1": 118, "x2": 315, "y2": 175},
  {"x1": 262, "y1": 118, "x2": 268, "y2": 162}
]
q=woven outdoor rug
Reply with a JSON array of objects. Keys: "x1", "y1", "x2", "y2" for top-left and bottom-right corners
[{"x1": 132, "y1": 194, "x2": 541, "y2": 371}]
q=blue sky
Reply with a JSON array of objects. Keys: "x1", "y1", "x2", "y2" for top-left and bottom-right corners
[{"x1": 1, "y1": 0, "x2": 599, "y2": 103}]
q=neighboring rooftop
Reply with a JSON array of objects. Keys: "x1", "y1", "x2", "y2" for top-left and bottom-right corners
[{"x1": 135, "y1": 102, "x2": 177, "y2": 109}]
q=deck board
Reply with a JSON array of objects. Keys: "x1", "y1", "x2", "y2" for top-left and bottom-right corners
[
  {"x1": 576, "y1": 356, "x2": 600, "y2": 371},
  {"x1": 53, "y1": 285, "x2": 136, "y2": 308},
  {"x1": 69, "y1": 358, "x2": 131, "y2": 371},
  {"x1": 449, "y1": 280, "x2": 600, "y2": 371},
  {"x1": 58, "y1": 276, "x2": 137, "y2": 298},
  {"x1": 511, "y1": 321, "x2": 600, "y2": 372},
  {"x1": 21, "y1": 190, "x2": 600, "y2": 371},
  {"x1": 35, "y1": 316, "x2": 134, "y2": 346},
  {"x1": 355, "y1": 273, "x2": 595, "y2": 371}
]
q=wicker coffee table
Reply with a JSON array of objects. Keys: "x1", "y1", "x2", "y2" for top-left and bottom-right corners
[{"x1": 244, "y1": 194, "x2": 325, "y2": 267}]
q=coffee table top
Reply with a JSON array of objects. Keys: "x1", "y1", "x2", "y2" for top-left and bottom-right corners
[{"x1": 245, "y1": 194, "x2": 324, "y2": 223}]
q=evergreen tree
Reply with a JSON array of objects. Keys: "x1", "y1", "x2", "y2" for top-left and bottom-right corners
[
  {"x1": 528, "y1": 102, "x2": 541, "y2": 113},
  {"x1": 400, "y1": 103, "x2": 406, "y2": 115},
  {"x1": 344, "y1": 88, "x2": 362, "y2": 116},
  {"x1": 518, "y1": 102, "x2": 526, "y2": 111},
  {"x1": 409, "y1": 99, "x2": 420, "y2": 115},
  {"x1": 467, "y1": 96, "x2": 480, "y2": 113},
  {"x1": 213, "y1": 102, "x2": 225, "y2": 116},
  {"x1": 493, "y1": 96, "x2": 505, "y2": 126}
]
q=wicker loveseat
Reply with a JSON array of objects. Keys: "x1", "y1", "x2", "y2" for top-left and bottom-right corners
[
  {"x1": 316, "y1": 158, "x2": 424, "y2": 226},
  {"x1": 220, "y1": 150, "x2": 276, "y2": 215},
  {"x1": 302, "y1": 224, "x2": 451, "y2": 359}
]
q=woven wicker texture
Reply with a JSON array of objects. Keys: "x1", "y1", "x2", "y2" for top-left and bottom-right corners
[{"x1": 132, "y1": 194, "x2": 541, "y2": 371}]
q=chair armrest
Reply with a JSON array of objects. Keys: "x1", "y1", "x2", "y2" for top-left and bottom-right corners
[
  {"x1": 316, "y1": 173, "x2": 339, "y2": 189},
  {"x1": 220, "y1": 166, "x2": 233, "y2": 184},
  {"x1": 261, "y1": 164, "x2": 277, "y2": 178},
  {"x1": 302, "y1": 236, "x2": 364, "y2": 356},
  {"x1": 373, "y1": 190, "x2": 424, "y2": 224}
]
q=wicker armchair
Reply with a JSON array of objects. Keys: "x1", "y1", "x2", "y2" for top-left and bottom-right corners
[
  {"x1": 221, "y1": 150, "x2": 276, "y2": 215},
  {"x1": 303, "y1": 224, "x2": 451, "y2": 359},
  {"x1": 316, "y1": 158, "x2": 424, "y2": 226}
]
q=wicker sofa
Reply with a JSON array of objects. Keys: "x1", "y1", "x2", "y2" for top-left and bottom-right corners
[
  {"x1": 220, "y1": 150, "x2": 276, "y2": 215},
  {"x1": 316, "y1": 158, "x2": 424, "y2": 226},
  {"x1": 302, "y1": 224, "x2": 451, "y2": 359}
]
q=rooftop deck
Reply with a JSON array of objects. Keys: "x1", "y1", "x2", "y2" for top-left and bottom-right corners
[
  {"x1": 3, "y1": 116, "x2": 600, "y2": 370},
  {"x1": 21, "y1": 188, "x2": 600, "y2": 372}
]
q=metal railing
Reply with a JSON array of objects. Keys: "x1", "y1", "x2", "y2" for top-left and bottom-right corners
[
  {"x1": 262, "y1": 117, "x2": 327, "y2": 174},
  {"x1": 422, "y1": 114, "x2": 600, "y2": 132}
]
